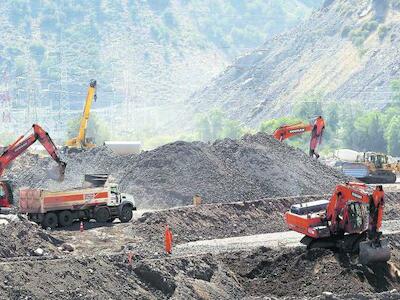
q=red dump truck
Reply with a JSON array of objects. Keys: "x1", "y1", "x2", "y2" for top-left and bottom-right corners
[{"x1": 19, "y1": 182, "x2": 136, "y2": 228}]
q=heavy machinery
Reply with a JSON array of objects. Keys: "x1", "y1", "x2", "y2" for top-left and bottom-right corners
[
  {"x1": 0, "y1": 124, "x2": 66, "y2": 210},
  {"x1": 19, "y1": 174, "x2": 136, "y2": 228},
  {"x1": 65, "y1": 79, "x2": 97, "y2": 151},
  {"x1": 285, "y1": 182, "x2": 390, "y2": 265},
  {"x1": 333, "y1": 149, "x2": 399, "y2": 183},
  {"x1": 273, "y1": 116, "x2": 325, "y2": 158}
]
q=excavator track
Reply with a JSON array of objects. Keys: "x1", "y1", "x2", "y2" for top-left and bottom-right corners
[{"x1": 301, "y1": 233, "x2": 365, "y2": 253}]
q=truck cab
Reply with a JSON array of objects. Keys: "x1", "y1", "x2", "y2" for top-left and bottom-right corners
[{"x1": 109, "y1": 183, "x2": 136, "y2": 208}]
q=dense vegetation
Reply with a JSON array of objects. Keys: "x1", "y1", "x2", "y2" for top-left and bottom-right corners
[{"x1": 258, "y1": 82, "x2": 400, "y2": 157}]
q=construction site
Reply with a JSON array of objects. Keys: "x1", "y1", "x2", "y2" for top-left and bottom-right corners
[
  {"x1": 2, "y1": 0, "x2": 400, "y2": 299},
  {"x1": 0, "y1": 125, "x2": 399, "y2": 299}
]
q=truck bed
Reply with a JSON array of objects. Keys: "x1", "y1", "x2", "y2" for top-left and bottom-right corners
[{"x1": 19, "y1": 187, "x2": 111, "y2": 214}]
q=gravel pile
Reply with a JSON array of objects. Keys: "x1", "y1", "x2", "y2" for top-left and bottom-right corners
[
  {"x1": 7, "y1": 133, "x2": 348, "y2": 207},
  {"x1": 0, "y1": 218, "x2": 63, "y2": 258}
]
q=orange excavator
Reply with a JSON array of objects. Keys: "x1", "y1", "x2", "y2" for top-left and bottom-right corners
[
  {"x1": 273, "y1": 116, "x2": 325, "y2": 158},
  {"x1": 0, "y1": 124, "x2": 66, "y2": 211},
  {"x1": 285, "y1": 182, "x2": 390, "y2": 265}
]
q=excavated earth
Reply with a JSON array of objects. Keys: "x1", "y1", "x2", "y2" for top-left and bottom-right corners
[
  {"x1": 0, "y1": 216, "x2": 63, "y2": 259},
  {"x1": 1, "y1": 133, "x2": 400, "y2": 299},
  {"x1": 0, "y1": 191, "x2": 400, "y2": 299},
  {"x1": 7, "y1": 133, "x2": 347, "y2": 208}
]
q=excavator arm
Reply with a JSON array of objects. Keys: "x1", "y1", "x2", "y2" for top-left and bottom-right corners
[
  {"x1": 273, "y1": 117, "x2": 325, "y2": 159},
  {"x1": 0, "y1": 124, "x2": 66, "y2": 181},
  {"x1": 273, "y1": 123, "x2": 313, "y2": 142},
  {"x1": 66, "y1": 80, "x2": 97, "y2": 149}
]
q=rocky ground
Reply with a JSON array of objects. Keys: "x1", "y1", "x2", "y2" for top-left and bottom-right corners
[
  {"x1": 7, "y1": 133, "x2": 347, "y2": 208},
  {"x1": 0, "y1": 189, "x2": 399, "y2": 299},
  {"x1": 0, "y1": 215, "x2": 63, "y2": 259},
  {"x1": 1, "y1": 132, "x2": 399, "y2": 299}
]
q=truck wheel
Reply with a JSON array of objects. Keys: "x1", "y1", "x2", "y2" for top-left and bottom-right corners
[
  {"x1": 58, "y1": 211, "x2": 73, "y2": 227},
  {"x1": 119, "y1": 205, "x2": 133, "y2": 223},
  {"x1": 95, "y1": 207, "x2": 110, "y2": 223},
  {"x1": 42, "y1": 212, "x2": 58, "y2": 229}
]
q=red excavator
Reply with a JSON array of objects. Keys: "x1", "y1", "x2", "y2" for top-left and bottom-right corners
[
  {"x1": 285, "y1": 182, "x2": 390, "y2": 265},
  {"x1": 0, "y1": 124, "x2": 66, "y2": 211},
  {"x1": 273, "y1": 116, "x2": 325, "y2": 159}
]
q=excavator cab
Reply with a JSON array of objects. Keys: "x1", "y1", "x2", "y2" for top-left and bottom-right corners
[
  {"x1": 345, "y1": 202, "x2": 369, "y2": 234},
  {"x1": 285, "y1": 183, "x2": 391, "y2": 265},
  {"x1": 0, "y1": 181, "x2": 14, "y2": 211}
]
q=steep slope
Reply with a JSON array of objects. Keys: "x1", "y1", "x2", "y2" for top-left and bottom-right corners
[
  {"x1": 0, "y1": 0, "x2": 319, "y2": 139},
  {"x1": 188, "y1": 0, "x2": 400, "y2": 126}
]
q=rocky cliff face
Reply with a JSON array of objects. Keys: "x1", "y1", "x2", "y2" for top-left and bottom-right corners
[{"x1": 188, "y1": 0, "x2": 400, "y2": 126}]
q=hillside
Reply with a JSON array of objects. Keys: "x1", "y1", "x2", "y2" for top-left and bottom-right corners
[
  {"x1": 0, "y1": 0, "x2": 320, "y2": 140},
  {"x1": 188, "y1": 0, "x2": 400, "y2": 126}
]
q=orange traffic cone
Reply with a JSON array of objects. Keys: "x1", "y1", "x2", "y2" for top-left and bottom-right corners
[
  {"x1": 80, "y1": 221, "x2": 84, "y2": 233},
  {"x1": 165, "y1": 225, "x2": 173, "y2": 255}
]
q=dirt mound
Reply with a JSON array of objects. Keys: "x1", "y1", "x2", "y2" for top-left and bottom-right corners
[
  {"x1": 222, "y1": 245, "x2": 400, "y2": 298},
  {"x1": 0, "y1": 218, "x2": 63, "y2": 258},
  {"x1": 7, "y1": 133, "x2": 347, "y2": 207},
  {"x1": 0, "y1": 253, "x2": 243, "y2": 299}
]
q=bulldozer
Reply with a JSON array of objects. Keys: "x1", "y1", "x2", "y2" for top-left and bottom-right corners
[
  {"x1": 285, "y1": 182, "x2": 390, "y2": 265},
  {"x1": 334, "y1": 150, "x2": 399, "y2": 184},
  {"x1": 359, "y1": 152, "x2": 399, "y2": 183}
]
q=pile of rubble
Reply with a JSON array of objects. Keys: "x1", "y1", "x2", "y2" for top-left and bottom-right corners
[
  {"x1": 8, "y1": 133, "x2": 347, "y2": 208},
  {"x1": 0, "y1": 217, "x2": 63, "y2": 258}
]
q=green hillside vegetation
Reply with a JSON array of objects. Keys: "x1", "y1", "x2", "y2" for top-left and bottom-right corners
[{"x1": 258, "y1": 82, "x2": 400, "y2": 157}]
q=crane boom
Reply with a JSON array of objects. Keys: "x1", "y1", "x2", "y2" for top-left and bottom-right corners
[{"x1": 66, "y1": 80, "x2": 97, "y2": 149}]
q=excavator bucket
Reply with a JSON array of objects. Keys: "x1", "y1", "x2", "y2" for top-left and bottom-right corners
[
  {"x1": 47, "y1": 162, "x2": 66, "y2": 182},
  {"x1": 359, "y1": 238, "x2": 391, "y2": 265}
]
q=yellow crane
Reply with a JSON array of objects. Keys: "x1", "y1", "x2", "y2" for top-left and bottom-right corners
[{"x1": 65, "y1": 79, "x2": 97, "y2": 150}]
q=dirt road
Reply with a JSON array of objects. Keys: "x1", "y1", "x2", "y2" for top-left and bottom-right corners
[{"x1": 175, "y1": 219, "x2": 400, "y2": 256}]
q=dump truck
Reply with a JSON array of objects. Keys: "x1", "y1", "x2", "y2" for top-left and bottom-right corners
[{"x1": 19, "y1": 182, "x2": 135, "y2": 228}]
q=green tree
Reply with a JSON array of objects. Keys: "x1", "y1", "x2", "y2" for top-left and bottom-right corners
[
  {"x1": 195, "y1": 109, "x2": 245, "y2": 141},
  {"x1": 67, "y1": 113, "x2": 110, "y2": 145},
  {"x1": 386, "y1": 116, "x2": 400, "y2": 156},
  {"x1": 222, "y1": 119, "x2": 242, "y2": 139},
  {"x1": 391, "y1": 79, "x2": 400, "y2": 104},
  {"x1": 352, "y1": 112, "x2": 386, "y2": 152},
  {"x1": 293, "y1": 93, "x2": 323, "y2": 119}
]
